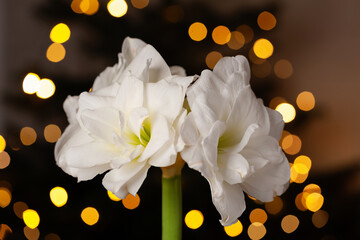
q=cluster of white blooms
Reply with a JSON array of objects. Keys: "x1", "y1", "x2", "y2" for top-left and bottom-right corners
[{"x1": 55, "y1": 37, "x2": 290, "y2": 226}]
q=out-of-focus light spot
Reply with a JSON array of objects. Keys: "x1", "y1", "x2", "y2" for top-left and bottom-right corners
[
  {"x1": 20, "y1": 127, "x2": 37, "y2": 146},
  {"x1": 50, "y1": 187, "x2": 68, "y2": 207},
  {"x1": 212, "y1": 26, "x2": 231, "y2": 45},
  {"x1": 293, "y1": 163, "x2": 309, "y2": 175},
  {"x1": 44, "y1": 124, "x2": 62, "y2": 143},
  {"x1": 257, "y1": 11, "x2": 276, "y2": 31},
  {"x1": 185, "y1": 210, "x2": 204, "y2": 229},
  {"x1": 264, "y1": 196, "x2": 283, "y2": 215},
  {"x1": 303, "y1": 183, "x2": 321, "y2": 194},
  {"x1": 274, "y1": 59, "x2": 293, "y2": 79},
  {"x1": 224, "y1": 220, "x2": 243, "y2": 237},
  {"x1": 281, "y1": 215, "x2": 299, "y2": 233},
  {"x1": 290, "y1": 166, "x2": 308, "y2": 184},
  {"x1": 71, "y1": 0, "x2": 83, "y2": 13},
  {"x1": 188, "y1": 22, "x2": 207, "y2": 41},
  {"x1": 295, "y1": 193, "x2": 307, "y2": 211},
  {"x1": 296, "y1": 91, "x2": 315, "y2": 111},
  {"x1": 13, "y1": 201, "x2": 29, "y2": 219},
  {"x1": 312, "y1": 210, "x2": 329, "y2": 228},
  {"x1": 306, "y1": 193, "x2": 324, "y2": 212},
  {"x1": 131, "y1": 0, "x2": 149, "y2": 9},
  {"x1": 236, "y1": 25, "x2": 253, "y2": 44},
  {"x1": 80, "y1": 0, "x2": 99, "y2": 15},
  {"x1": 23, "y1": 226, "x2": 40, "y2": 240},
  {"x1": 0, "y1": 151, "x2": 10, "y2": 169},
  {"x1": 50, "y1": 23, "x2": 71, "y2": 44},
  {"x1": 46, "y1": 43, "x2": 66, "y2": 63},
  {"x1": 36, "y1": 79, "x2": 56, "y2": 99},
  {"x1": 282, "y1": 134, "x2": 301, "y2": 155},
  {"x1": 107, "y1": 190, "x2": 121, "y2": 201},
  {"x1": 275, "y1": 103, "x2": 296, "y2": 123},
  {"x1": 0, "y1": 224, "x2": 12, "y2": 239},
  {"x1": 251, "y1": 61, "x2": 271, "y2": 78},
  {"x1": 205, "y1": 51, "x2": 223, "y2": 69},
  {"x1": 227, "y1": 31, "x2": 245, "y2": 50},
  {"x1": 253, "y1": 39, "x2": 273, "y2": 59},
  {"x1": 122, "y1": 193, "x2": 140, "y2": 209},
  {"x1": 249, "y1": 208, "x2": 267, "y2": 224},
  {"x1": 269, "y1": 97, "x2": 287, "y2": 110},
  {"x1": 248, "y1": 48, "x2": 265, "y2": 65},
  {"x1": 81, "y1": 207, "x2": 99, "y2": 225},
  {"x1": 294, "y1": 155, "x2": 312, "y2": 172},
  {"x1": 44, "y1": 233, "x2": 61, "y2": 240},
  {"x1": 23, "y1": 209, "x2": 40, "y2": 229},
  {"x1": 107, "y1": 0, "x2": 128, "y2": 18},
  {"x1": 0, "y1": 135, "x2": 5, "y2": 153},
  {"x1": 23, "y1": 73, "x2": 41, "y2": 95},
  {"x1": 163, "y1": 5, "x2": 184, "y2": 23},
  {"x1": 247, "y1": 222, "x2": 266, "y2": 240},
  {"x1": 0, "y1": 187, "x2": 11, "y2": 208}
]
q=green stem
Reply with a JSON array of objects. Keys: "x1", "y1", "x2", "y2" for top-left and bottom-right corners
[{"x1": 162, "y1": 175, "x2": 182, "y2": 240}]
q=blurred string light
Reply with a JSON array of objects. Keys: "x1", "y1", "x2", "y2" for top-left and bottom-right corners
[
  {"x1": 107, "y1": 0, "x2": 128, "y2": 18},
  {"x1": 275, "y1": 103, "x2": 296, "y2": 123},
  {"x1": 20, "y1": 127, "x2": 37, "y2": 146},
  {"x1": 81, "y1": 207, "x2": 99, "y2": 225},
  {"x1": 274, "y1": 59, "x2": 293, "y2": 79},
  {"x1": 0, "y1": 135, "x2": 5, "y2": 152},
  {"x1": 22, "y1": 73, "x2": 41, "y2": 95},
  {"x1": 0, "y1": 224, "x2": 12, "y2": 239},
  {"x1": 249, "y1": 208, "x2": 268, "y2": 224},
  {"x1": 251, "y1": 61, "x2": 271, "y2": 78},
  {"x1": 131, "y1": 0, "x2": 149, "y2": 9},
  {"x1": 290, "y1": 164, "x2": 308, "y2": 184},
  {"x1": 312, "y1": 210, "x2": 329, "y2": 228},
  {"x1": 253, "y1": 38, "x2": 274, "y2": 59},
  {"x1": 269, "y1": 97, "x2": 287, "y2": 109},
  {"x1": 0, "y1": 151, "x2": 10, "y2": 169},
  {"x1": 37, "y1": 79, "x2": 56, "y2": 99},
  {"x1": 296, "y1": 91, "x2": 315, "y2": 111},
  {"x1": 248, "y1": 48, "x2": 265, "y2": 65},
  {"x1": 13, "y1": 201, "x2": 29, "y2": 219},
  {"x1": 49, "y1": 187, "x2": 68, "y2": 207},
  {"x1": 163, "y1": 5, "x2": 184, "y2": 23},
  {"x1": 0, "y1": 187, "x2": 11, "y2": 208},
  {"x1": 188, "y1": 22, "x2": 207, "y2": 42},
  {"x1": 237, "y1": 25, "x2": 253, "y2": 44},
  {"x1": 23, "y1": 209, "x2": 40, "y2": 229},
  {"x1": 122, "y1": 193, "x2": 140, "y2": 209},
  {"x1": 306, "y1": 193, "x2": 324, "y2": 212},
  {"x1": 23, "y1": 226, "x2": 40, "y2": 240},
  {"x1": 295, "y1": 183, "x2": 323, "y2": 212},
  {"x1": 184, "y1": 210, "x2": 204, "y2": 229},
  {"x1": 50, "y1": 23, "x2": 71, "y2": 44},
  {"x1": 44, "y1": 124, "x2": 62, "y2": 143},
  {"x1": 227, "y1": 31, "x2": 245, "y2": 50},
  {"x1": 71, "y1": 0, "x2": 99, "y2": 15},
  {"x1": 107, "y1": 190, "x2": 121, "y2": 201},
  {"x1": 247, "y1": 222, "x2": 266, "y2": 240},
  {"x1": 46, "y1": 43, "x2": 66, "y2": 63},
  {"x1": 257, "y1": 11, "x2": 276, "y2": 31},
  {"x1": 282, "y1": 134, "x2": 302, "y2": 155},
  {"x1": 265, "y1": 196, "x2": 283, "y2": 215},
  {"x1": 224, "y1": 220, "x2": 243, "y2": 237},
  {"x1": 212, "y1": 26, "x2": 231, "y2": 45},
  {"x1": 205, "y1": 51, "x2": 223, "y2": 69},
  {"x1": 44, "y1": 233, "x2": 61, "y2": 240},
  {"x1": 294, "y1": 155, "x2": 312, "y2": 173},
  {"x1": 281, "y1": 215, "x2": 299, "y2": 234}
]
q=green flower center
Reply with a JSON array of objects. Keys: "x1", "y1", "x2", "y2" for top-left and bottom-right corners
[{"x1": 125, "y1": 118, "x2": 151, "y2": 147}]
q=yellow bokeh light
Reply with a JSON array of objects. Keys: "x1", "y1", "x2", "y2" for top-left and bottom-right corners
[
  {"x1": 249, "y1": 208, "x2": 268, "y2": 224},
  {"x1": 265, "y1": 196, "x2": 283, "y2": 215},
  {"x1": 312, "y1": 210, "x2": 329, "y2": 228},
  {"x1": 163, "y1": 5, "x2": 184, "y2": 23},
  {"x1": 236, "y1": 24, "x2": 253, "y2": 44},
  {"x1": 131, "y1": 0, "x2": 149, "y2": 9},
  {"x1": 253, "y1": 38, "x2": 274, "y2": 59},
  {"x1": 296, "y1": 91, "x2": 315, "y2": 111},
  {"x1": 80, "y1": 0, "x2": 100, "y2": 15},
  {"x1": 257, "y1": 11, "x2": 276, "y2": 31},
  {"x1": 13, "y1": 201, "x2": 29, "y2": 219},
  {"x1": 295, "y1": 193, "x2": 307, "y2": 211},
  {"x1": 248, "y1": 48, "x2": 265, "y2": 65},
  {"x1": 50, "y1": 23, "x2": 71, "y2": 44},
  {"x1": 306, "y1": 193, "x2": 324, "y2": 212},
  {"x1": 36, "y1": 79, "x2": 56, "y2": 99},
  {"x1": 44, "y1": 233, "x2": 61, "y2": 240},
  {"x1": 23, "y1": 73, "x2": 41, "y2": 95},
  {"x1": 0, "y1": 151, "x2": 10, "y2": 169},
  {"x1": 50, "y1": 187, "x2": 68, "y2": 207},
  {"x1": 290, "y1": 166, "x2": 308, "y2": 184},
  {"x1": 205, "y1": 51, "x2": 223, "y2": 70},
  {"x1": 212, "y1": 26, "x2": 231, "y2": 45},
  {"x1": 46, "y1": 43, "x2": 66, "y2": 63},
  {"x1": 188, "y1": 22, "x2": 207, "y2": 42},
  {"x1": 20, "y1": 127, "x2": 37, "y2": 146},
  {"x1": 282, "y1": 134, "x2": 302, "y2": 155},
  {"x1": 269, "y1": 97, "x2": 287, "y2": 110},
  {"x1": 23, "y1": 226, "x2": 40, "y2": 240},
  {"x1": 247, "y1": 222, "x2": 266, "y2": 240},
  {"x1": 0, "y1": 224, "x2": 12, "y2": 238},
  {"x1": 251, "y1": 61, "x2": 271, "y2": 78},
  {"x1": 281, "y1": 215, "x2": 299, "y2": 234},
  {"x1": 107, "y1": 0, "x2": 128, "y2": 18},
  {"x1": 122, "y1": 193, "x2": 140, "y2": 209},
  {"x1": 274, "y1": 59, "x2": 293, "y2": 79},
  {"x1": 227, "y1": 31, "x2": 245, "y2": 50},
  {"x1": 71, "y1": 0, "x2": 83, "y2": 14},
  {"x1": 0, "y1": 135, "x2": 4, "y2": 152},
  {"x1": 184, "y1": 210, "x2": 204, "y2": 229},
  {"x1": 303, "y1": 183, "x2": 321, "y2": 194},
  {"x1": 0, "y1": 187, "x2": 11, "y2": 208},
  {"x1": 224, "y1": 220, "x2": 243, "y2": 237},
  {"x1": 275, "y1": 103, "x2": 296, "y2": 123},
  {"x1": 44, "y1": 124, "x2": 62, "y2": 143},
  {"x1": 81, "y1": 207, "x2": 99, "y2": 225},
  {"x1": 294, "y1": 155, "x2": 312, "y2": 171},
  {"x1": 23, "y1": 209, "x2": 40, "y2": 229},
  {"x1": 293, "y1": 163, "x2": 309, "y2": 175},
  {"x1": 107, "y1": 190, "x2": 121, "y2": 201}
]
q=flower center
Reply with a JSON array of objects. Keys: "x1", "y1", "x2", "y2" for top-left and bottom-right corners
[{"x1": 124, "y1": 118, "x2": 151, "y2": 148}]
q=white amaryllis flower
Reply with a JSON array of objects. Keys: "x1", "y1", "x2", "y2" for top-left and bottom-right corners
[
  {"x1": 180, "y1": 56, "x2": 290, "y2": 226},
  {"x1": 55, "y1": 37, "x2": 193, "y2": 199}
]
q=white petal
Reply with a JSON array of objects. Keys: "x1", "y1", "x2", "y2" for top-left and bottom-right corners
[
  {"x1": 173, "y1": 108, "x2": 188, "y2": 152},
  {"x1": 127, "y1": 107, "x2": 149, "y2": 139},
  {"x1": 213, "y1": 55, "x2": 250, "y2": 87},
  {"x1": 222, "y1": 123, "x2": 259, "y2": 154},
  {"x1": 77, "y1": 92, "x2": 115, "y2": 112},
  {"x1": 115, "y1": 76, "x2": 144, "y2": 114},
  {"x1": 92, "y1": 62, "x2": 124, "y2": 91},
  {"x1": 63, "y1": 96, "x2": 79, "y2": 124},
  {"x1": 202, "y1": 121, "x2": 226, "y2": 169},
  {"x1": 73, "y1": 164, "x2": 111, "y2": 182},
  {"x1": 121, "y1": 37, "x2": 147, "y2": 63},
  {"x1": 266, "y1": 107, "x2": 284, "y2": 141},
  {"x1": 148, "y1": 130, "x2": 177, "y2": 167},
  {"x1": 170, "y1": 65, "x2": 186, "y2": 76},
  {"x1": 218, "y1": 152, "x2": 250, "y2": 184},
  {"x1": 165, "y1": 75, "x2": 194, "y2": 92},
  {"x1": 180, "y1": 112, "x2": 198, "y2": 146}
]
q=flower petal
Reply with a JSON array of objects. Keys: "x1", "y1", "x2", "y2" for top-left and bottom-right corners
[
  {"x1": 148, "y1": 129, "x2": 177, "y2": 167},
  {"x1": 213, "y1": 55, "x2": 250, "y2": 87},
  {"x1": 127, "y1": 107, "x2": 149, "y2": 139},
  {"x1": 202, "y1": 121, "x2": 226, "y2": 169},
  {"x1": 266, "y1": 107, "x2": 284, "y2": 141},
  {"x1": 218, "y1": 152, "x2": 250, "y2": 184},
  {"x1": 170, "y1": 65, "x2": 186, "y2": 76},
  {"x1": 180, "y1": 112, "x2": 199, "y2": 146},
  {"x1": 63, "y1": 96, "x2": 79, "y2": 124},
  {"x1": 115, "y1": 76, "x2": 144, "y2": 114},
  {"x1": 121, "y1": 37, "x2": 147, "y2": 63}
]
